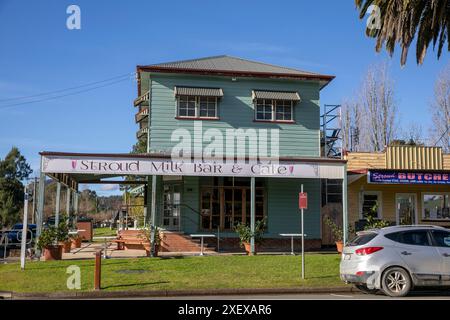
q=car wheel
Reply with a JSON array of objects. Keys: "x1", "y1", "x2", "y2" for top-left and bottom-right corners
[
  {"x1": 381, "y1": 267, "x2": 412, "y2": 297},
  {"x1": 355, "y1": 284, "x2": 379, "y2": 295}
]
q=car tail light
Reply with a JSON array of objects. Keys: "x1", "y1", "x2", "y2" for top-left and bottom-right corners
[{"x1": 355, "y1": 246, "x2": 383, "y2": 256}]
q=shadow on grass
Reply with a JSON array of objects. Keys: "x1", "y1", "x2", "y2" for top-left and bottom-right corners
[
  {"x1": 302, "y1": 275, "x2": 340, "y2": 280},
  {"x1": 102, "y1": 281, "x2": 170, "y2": 290},
  {"x1": 158, "y1": 256, "x2": 188, "y2": 260},
  {"x1": 22, "y1": 259, "x2": 139, "y2": 271}
]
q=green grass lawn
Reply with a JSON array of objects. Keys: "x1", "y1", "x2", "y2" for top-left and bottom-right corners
[
  {"x1": 93, "y1": 227, "x2": 118, "y2": 237},
  {"x1": 0, "y1": 254, "x2": 345, "y2": 293}
]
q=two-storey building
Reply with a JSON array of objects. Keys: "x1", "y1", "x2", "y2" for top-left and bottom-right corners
[{"x1": 133, "y1": 55, "x2": 347, "y2": 252}]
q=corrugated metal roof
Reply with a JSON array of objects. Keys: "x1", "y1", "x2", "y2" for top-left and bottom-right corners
[
  {"x1": 175, "y1": 86, "x2": 223, "y2": 97},
  {"x1": 252, "y1": 90, "x2": 301, "y2": 101},
  {"x1": 386, "y1": 146, "x2": 443, "y2": 170},
  {"x1": 143, "y1": 55, "x2": 327, "y2": 77}
]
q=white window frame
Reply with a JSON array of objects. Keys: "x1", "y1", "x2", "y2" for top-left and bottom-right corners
[
  {"x1": 359, "y1": 191, "x2": 383, "y2": 219},
  {"x1": 274, "y1": 100, "x2": 294, "y2": 121},
  {"x1": 395, "y1": 193, "x2": 418, "y2": 225},
  {"x1": 177, "y1": 95, "x2": 218, "y2": 119},
  {"x1": 421, "y1": 192, "x2": 450, "y2": 221},
  {"x1": 254, "y1": 99, "x2": 294, "y2": 122}
]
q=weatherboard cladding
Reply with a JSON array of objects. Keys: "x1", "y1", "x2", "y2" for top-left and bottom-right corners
[
  {"x1": 252, "y1": 90, "x2": 301, "y2": 101},
  {"x1": 148, "y1": 74, "x2": 321, "y2": 157},
  {"x1": 174, "y1": 86, "x2": 224, "y2": 97},
  {"x1": 149, "y1": 55, "x2": 323, "y2": 77}
]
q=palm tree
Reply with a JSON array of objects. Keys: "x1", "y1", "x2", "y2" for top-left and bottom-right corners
[{"x1": 356, "y1": 0, "x2": 449, "y2": 65}]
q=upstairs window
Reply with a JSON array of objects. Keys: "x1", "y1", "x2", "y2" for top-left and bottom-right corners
[
  {"x1": 178, "y1": 96, "x2": 196, "y2": 117},
  {"x1": 177, "y1": 96, "x2": 218, "y2": 119},
  {"x1": 175, "y1": 86, "x2": 223, "y2": 119},
  {"x1": 199, "y1": 97, "x2": 217, "y2": 118},
  {"x1": 255, "y1": 99, "x2": 294, "y2": 121},
  {"x1": 275, "y1": 100, "x2": 293, "y2": 121},
  {"x1": 256, "y1": 99, "x2": 273, "y2": 120},
  {"x1": 252, "y1": 90, "x2": 299, "y2": 122}
]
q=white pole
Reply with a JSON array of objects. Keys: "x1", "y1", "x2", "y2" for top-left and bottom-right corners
[
  {"x1": 301, "y1": 184, "x2": 305, "y2": 279},
  {"x1": 150, "y1": 175, "x2": 157, "y2": 257},
  {"x1": 55, "y1": 182, "x2": 61, "y2": 227},
  {"x1": 250, "y1": 177, "x2": 255, "y2": 255},
  {"x1": 342, "y1": 164, "x2": 348, "y2": 245},
  {"x1": 20, "y1": 184, "x2": 29, "y2": 270}
]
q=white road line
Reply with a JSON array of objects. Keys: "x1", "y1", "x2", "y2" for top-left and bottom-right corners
[{"x1": 330, "y1": 294, "x2": 354, "y2": 298}]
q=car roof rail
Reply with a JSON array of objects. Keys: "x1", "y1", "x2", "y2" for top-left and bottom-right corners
[{"x1": 388, "y1": 224, "x2": 446, "y2": 229}]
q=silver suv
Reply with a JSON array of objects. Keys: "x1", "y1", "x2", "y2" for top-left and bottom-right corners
[{"x1": 340, "y1": 225, "x2": 450, "y2": 297}]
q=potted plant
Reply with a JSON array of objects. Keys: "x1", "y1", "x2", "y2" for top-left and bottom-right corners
[
  {"x1": 56, "y1": 218, "x2": 71, "y2": 253},
  {"x1": 140, "y1": 226, "x2": 163, "y2": 257},
  {"x1": 70, "y1": 233, "x2": 82, "y2": 249},
  {"x1": 233, "y1": 218, "x2": 266, "y2": 255},
  {"x1": 363, "y1": 205, "x2": 391, "y2": 230},
  {"x1": 325, "y1": 217, "x2": 354, "y2": 253},
  {"x1": 37, "y1": 227, "x2": 63, "y2": 261}
]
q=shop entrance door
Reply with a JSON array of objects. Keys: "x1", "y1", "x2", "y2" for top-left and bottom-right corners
[
  {"x1": 396, "y1": 193, "x2": 417, "y2": 225},
  {"x1": 162, "y1": 184, "x2": 181, "y2": 230}
]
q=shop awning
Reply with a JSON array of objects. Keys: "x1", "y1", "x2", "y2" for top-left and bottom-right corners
[
  {"x1": 39, "y1": 151, "x2": 346, "y2": 182},
  {"x1": 252, "y1": 90, "x2": 301, "y2": 102},
  {"x1": 174, "y1": 86, "x2": 223, "y2": 97}
]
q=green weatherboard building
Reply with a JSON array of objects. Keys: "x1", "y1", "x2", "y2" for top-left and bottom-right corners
[
  {"x1": 134, "y1": 55, "x2": 347, "y2": 251},
  {"x1": 37, "y1": 55, "x2": 348, "y2": 253}
]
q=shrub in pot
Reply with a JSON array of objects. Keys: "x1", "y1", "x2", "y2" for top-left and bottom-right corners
[
  {"x1": 324, "y1": 217, "x2": 354, "y2": 253},
  {"x1": 56, "y1": 218, "x2": 71, "y2": 253},
  {"x1": 233, "y1": 218, "x2": 266, "y2": 255},
  {"x1": 37, "y1": 227, "x2": 62, "y2": 261}
]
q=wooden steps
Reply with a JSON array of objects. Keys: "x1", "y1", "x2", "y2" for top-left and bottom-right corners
[{"x1": 160, "y1": 231, "x2": 216, "y2": 253}]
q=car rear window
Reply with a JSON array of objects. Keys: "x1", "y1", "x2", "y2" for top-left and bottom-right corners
[
  {"x1": 347, "y1": 232, "x2": 378, "y2": 246},
  {"x1": 385, "y1": 230, "x2": 431, "y2": 246}
]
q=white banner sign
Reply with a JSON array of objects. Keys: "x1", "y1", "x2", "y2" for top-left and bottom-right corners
[{"x1": 41, "y1": 155, "x2": 344, "y2": 179}]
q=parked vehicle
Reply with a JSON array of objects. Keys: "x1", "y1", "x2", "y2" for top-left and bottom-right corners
[
  {"x1": 6, "y1": 224, "x2": 37, "y2": 246},
  {"x1": 340, "y1": 225, "x2": 450, "y2": 297}
]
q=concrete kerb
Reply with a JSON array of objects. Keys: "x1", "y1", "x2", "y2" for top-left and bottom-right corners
[{"x1": 10, "y1": 286, "x2": 355, "y2": 299}]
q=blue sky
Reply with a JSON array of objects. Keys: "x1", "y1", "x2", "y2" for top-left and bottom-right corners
[{"x1": 0, "y1": 0, "x2": 448, "y2": 195}]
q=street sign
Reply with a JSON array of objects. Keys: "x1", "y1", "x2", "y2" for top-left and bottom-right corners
[{"x1": 299, "y1": 192, "x2": 308, "y2": 210}]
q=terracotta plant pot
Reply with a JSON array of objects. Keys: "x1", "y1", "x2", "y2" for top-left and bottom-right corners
[
  {"x1": 335, "y1": 241, "x2": 344, "y2": 253},
  {"x1": 59, "y1": 241, "x2": 72, "y2": 253},
  {"x1": 71, "y1": 237, "x2": 82, "y2": 249},
  {"x1": 43, "y1": 245, "x2": 63, "y2": 261},
  {"x1": 243, "y1": 242, "x2": 257, "y2": 255}
]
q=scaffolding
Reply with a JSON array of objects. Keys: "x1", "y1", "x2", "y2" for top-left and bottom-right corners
[{"x1": 321, "y1": 104, "x2": 342, "y2": 159}]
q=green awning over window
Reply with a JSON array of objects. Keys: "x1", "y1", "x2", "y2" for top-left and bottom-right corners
[
  {"x1": 175, "y1": 86, "x2": 223, "y2": 97},
  {"x1": 252, "y1": 90, "x2": 301, "y2": 102}
]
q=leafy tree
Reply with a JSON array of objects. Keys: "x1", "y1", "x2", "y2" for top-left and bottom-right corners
[
  {"x1": 0, "y1": 147, "x2": 32, "y2": 227},
  {"x1": 132, "y1": 138, "x2": 147, "y2": 154},
  {"x1": 356, "y1": 0, "x2": 449, "y2": 65}
]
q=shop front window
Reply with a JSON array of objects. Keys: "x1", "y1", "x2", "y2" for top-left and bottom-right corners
[
  {"x1": 200, "y1": 177, "x2": 265, "y2": 230},
  {"x1": 361, "y1": 191, "x2": 381, "y2": 219},
  {"x1": 422, "y1": 193, "x2": 450, "y2": 220}
]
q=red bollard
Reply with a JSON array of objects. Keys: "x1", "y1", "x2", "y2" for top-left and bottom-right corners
[{"x1": 94, "y1": 250, "x2": 102, "y2": 290}]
